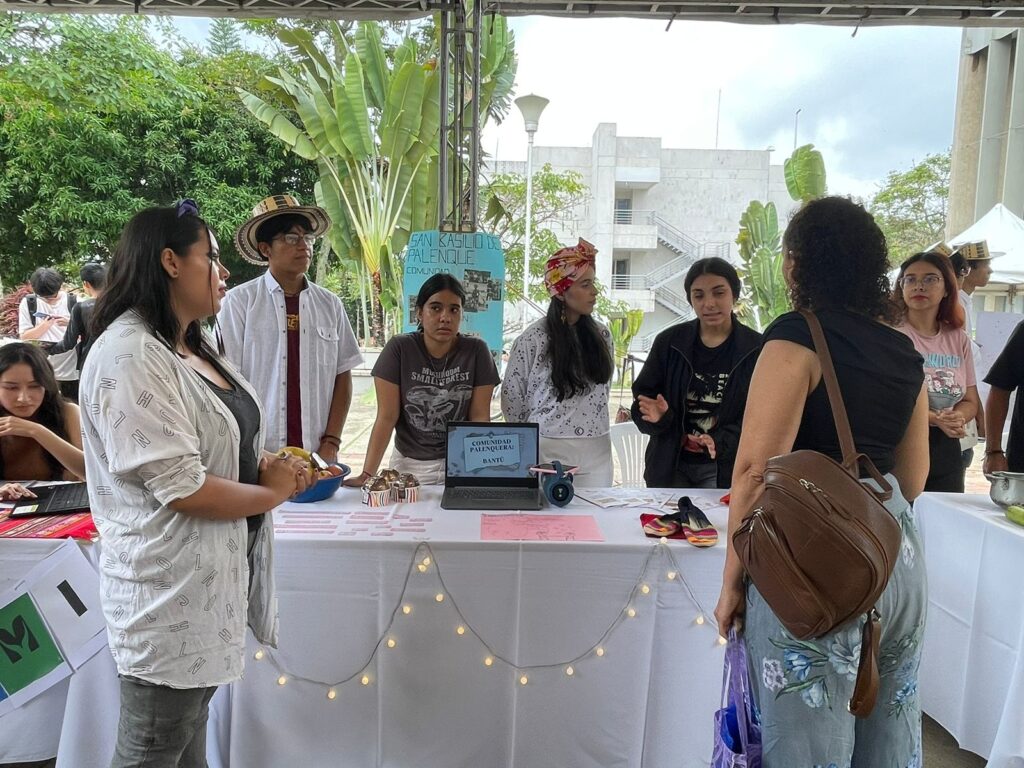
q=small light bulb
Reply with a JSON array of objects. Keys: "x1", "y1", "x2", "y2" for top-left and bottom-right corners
[
  {"x1": 596, "y1": 647, "x2": 605, "y2": 657},
  {"x1": 402, "y1": 604, "x2": 412, "y2": 615},
  {"x1": 277, "y1": 675, "x2": 287, "y2": 686},
  {"x1": 327, "y1": 689, "x2": 337, "y2": 700},
  {"x1": 519, "y1": 674, "x2": 528, "y2": 685},
  {"x1": 627, "y1": 607, "x2": 637, "y2": 618},
  {"x1": 361, "y1": 674, "x2": 371, "y2": 685},
  {"x1": 387, "y1": 637, "x2": 396, "y2": 648},
  {"x1": 417, "y1": 564, "x2": 427, "y2": 573},
  {"x1": 484, "y1": 656, "x2": 494, "y2": 667},
  {"x1": 254, "y1": 649, "x2": 265, "y2": 661},
  {"x1": 422, "y1": 556, "x2": 431, "y2": 566},
  {"x1": 641, "y1": 584, "x2": 650, "y2": 595},
  {"x1": 667, "y1": 571, "x2": 677, "y2": 580},
  {"x1": 718, "y1": 636, "x2": 728, "y2": 646},
  {"x1": 695, "y1": 615, "x2": 706, "y2": 626},
  {"x1": 456, "y1": 625, "x2": 466, "y2": 636},
  {"x1": 435, "y1": 593, "x2": 445, "y2": 603},
  {"x1": 565, "y1": 665, "x2": 574, "y2": 676}
]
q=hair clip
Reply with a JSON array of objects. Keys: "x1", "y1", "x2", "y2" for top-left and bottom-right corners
[{"x1": 176, "y1": 199, "x2": 200, "y2": 218}]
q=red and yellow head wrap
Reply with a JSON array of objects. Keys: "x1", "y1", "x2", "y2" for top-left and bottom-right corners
[{"x1": 544, "y1": 239, "x2": 597, "y2": 297}]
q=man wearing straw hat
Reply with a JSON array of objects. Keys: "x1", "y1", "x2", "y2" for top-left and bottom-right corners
[{"x1": 219, "y1": 195, "x2": 362, "y2": 461}]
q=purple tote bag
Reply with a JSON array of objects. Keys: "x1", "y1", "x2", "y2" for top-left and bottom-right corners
[{"x1": 711, "y1": 631, "x2": 762, "y2": 768}]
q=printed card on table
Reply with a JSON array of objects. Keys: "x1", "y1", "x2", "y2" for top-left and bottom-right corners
[{"x1": 481, "y1": 514, "x2": 604, "y2": 542}]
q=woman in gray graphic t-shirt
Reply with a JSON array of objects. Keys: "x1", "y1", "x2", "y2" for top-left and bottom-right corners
[{"x1": 346, "y1": 273, "x2": 500, "y2": 486}]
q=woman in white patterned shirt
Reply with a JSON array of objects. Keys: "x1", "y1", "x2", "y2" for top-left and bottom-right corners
[
  {"x1": 501, "y1": 239, "x2": 615, "y2": 486},
  {"x1": 81, "y1": 201, "x2": 311, "y2": 768}
]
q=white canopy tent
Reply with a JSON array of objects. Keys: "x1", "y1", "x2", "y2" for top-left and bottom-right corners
[{"x1": 950, "y1": 203, "x2": 1024, "y2": 285}]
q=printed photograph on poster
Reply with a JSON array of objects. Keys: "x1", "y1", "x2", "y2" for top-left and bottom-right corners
[{"x1": 401, "y1": 230, "x2": 505, "y2": 360}]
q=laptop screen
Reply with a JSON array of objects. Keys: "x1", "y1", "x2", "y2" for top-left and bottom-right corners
[{"x1": 445, "y1": 422, "x2": 540, "y2": 487}]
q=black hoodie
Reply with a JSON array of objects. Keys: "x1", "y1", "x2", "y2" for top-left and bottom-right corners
[{"x1": 630, "y1": 316, "x2": 762, "y2": 488}]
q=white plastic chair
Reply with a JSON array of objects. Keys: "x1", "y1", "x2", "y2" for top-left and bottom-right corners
[{"x1": 609, "y1": 421, "x2": 649, "y2": 487}]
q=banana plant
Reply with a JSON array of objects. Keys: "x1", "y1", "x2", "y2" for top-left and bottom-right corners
[
  {"x1": 608, "y1": 308, "x2": 644, "y2": 383},
  {"x1": 736, "y1": 144, "x2": 828, "y2": 328},
  {"x1": 239, "y1": 18, "x2": 515, "y2": 342}
]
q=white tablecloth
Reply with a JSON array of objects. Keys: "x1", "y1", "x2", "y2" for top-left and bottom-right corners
[
  {"x1": 3, "y1": 488, "x2": 730, "y2": 768},
  {"x1": 916, "y1": 493, "x2": 1024, "y2": 767}
]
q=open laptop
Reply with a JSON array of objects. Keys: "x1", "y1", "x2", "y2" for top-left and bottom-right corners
[
  {"x1": 440, "y1": 422, "x2": 542, "y2": 510},
  {"x1": 9, "y1": 482, "x2": 91, "y2": 518}
]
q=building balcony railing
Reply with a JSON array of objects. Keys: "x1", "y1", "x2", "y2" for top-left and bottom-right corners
[{"x1": 613, "y1": 209, "x2": 655, "y2": 225}]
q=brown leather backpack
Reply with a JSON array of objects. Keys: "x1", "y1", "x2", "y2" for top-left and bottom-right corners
[{"x1": 732, "y1": 310, "x2": 902, "y2": 718}]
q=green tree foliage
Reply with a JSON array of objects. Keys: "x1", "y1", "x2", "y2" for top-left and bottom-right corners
[
  {"x1": 241, "y1": 18, "x2": 516, "y2": 342},
  {"x1": 481, "y1": 164, "x2": 588, "y2": 303},
  {"x1": 0, "y1": 14, "x2": 318, "y2": 286},
  {"x1": 869, "y1": 151, "x2": 950, "y2": 265},
  {"x1": 208, "y1": 18, "x2": 243, "y2": 56}
]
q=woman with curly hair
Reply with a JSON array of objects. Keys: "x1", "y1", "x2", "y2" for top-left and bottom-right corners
[
  {"x1": 0, "y1": 342, "x2": 84, "y2": 500},
  {"x1": 502, "y1": 239, "x2": 615, "y2": 486},
  {"x1": 894, "y1": 252, "x2": 978, "y2": 492},
  {"x1": 714, "y1": 197, "x2": 930, "y2": 766}
]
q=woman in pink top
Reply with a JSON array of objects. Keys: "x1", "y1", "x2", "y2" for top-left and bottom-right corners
[{"x1": 895, "y1": 251, "x2": 980, "y2": 491}]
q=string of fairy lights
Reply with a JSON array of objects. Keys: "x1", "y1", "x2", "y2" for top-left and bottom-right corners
[{"x1": 253, "y1": 538, "x2": 725, "y2": 699}]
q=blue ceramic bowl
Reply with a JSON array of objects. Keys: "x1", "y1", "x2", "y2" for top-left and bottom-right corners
[{"x1": 291, "y1": 463, "x2": 351, "y2": 503}]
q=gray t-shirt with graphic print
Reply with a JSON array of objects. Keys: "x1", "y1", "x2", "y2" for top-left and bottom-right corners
[{"x1": 372, "y1": 333, "x2": 500, "y2": 461}]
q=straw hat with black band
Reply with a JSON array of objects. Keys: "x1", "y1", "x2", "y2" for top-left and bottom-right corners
[
  {"x1": 235, "y1": 195, "x2": 331, "y2": 266},
  {"x1": 953, "y1": 240, "x2": 995, "y2": 263}
]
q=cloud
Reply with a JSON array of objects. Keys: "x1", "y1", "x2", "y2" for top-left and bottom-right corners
[{"x1": 484, "y1": 18, "x2": 961, "y2": 197}]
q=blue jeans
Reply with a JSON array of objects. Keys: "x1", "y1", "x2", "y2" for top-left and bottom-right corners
[{"x1": 110, "y1": 676, "x2": 217, "y2": 768}]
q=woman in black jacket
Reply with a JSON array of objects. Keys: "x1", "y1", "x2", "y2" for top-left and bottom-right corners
[{"x1": 631, "y1": 257, "x2": 761, "y2": 488}]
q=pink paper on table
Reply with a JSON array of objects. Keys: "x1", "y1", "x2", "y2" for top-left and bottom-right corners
[{"x1": 480, "y1": 514, "x2": 603, "y2": 542}]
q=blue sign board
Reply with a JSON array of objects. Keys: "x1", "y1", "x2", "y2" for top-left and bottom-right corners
[{"x1": 402, "y1": 230, "x2": 505, "y2": 359}]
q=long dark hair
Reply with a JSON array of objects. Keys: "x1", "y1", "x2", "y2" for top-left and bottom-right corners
[
  {"x1": 0, "y1": 343, "x2": 68, "y2": 479},
  {"x1": 545, "y1": 299, "x2": 614, "y2": 402},
  {"x1": 895, "y1": 251, "x2": 965, "y2": 329},
  {"x1": 91, "y1": 206, "x2": 220, "y2": 361},
  {"x1": 415, "y1": 273, "x2": 467, "y2": 331},
  {"x1": 783, "y1": 196, "x2": 897, "y2": 323}
]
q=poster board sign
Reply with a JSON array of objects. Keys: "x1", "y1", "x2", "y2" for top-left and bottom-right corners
[
  {"x1": 976, "y1": 311, "x2": 1024, "y2": 404},
  {"x1": 402, "y1": 231, "x2": 504, "y2": 360},
  {"x1": 0, "y1": 541, "x2": 105, "y2": 715}
]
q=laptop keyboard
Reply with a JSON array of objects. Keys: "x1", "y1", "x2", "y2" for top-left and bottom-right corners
[
  {"x1": 52, "y1": 483, "x2": 90, "y2": 510},
  {"x1": 447, "y1": 488, "x2": 538, "y2": 502}
]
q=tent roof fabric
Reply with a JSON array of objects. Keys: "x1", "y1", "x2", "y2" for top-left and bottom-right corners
[
  {"x1": 951, "y1": 203, "x2": 1024, "y2": 285},
  {"x1": 5, "y1": 0, "x2": 1024, "y2": 26}
]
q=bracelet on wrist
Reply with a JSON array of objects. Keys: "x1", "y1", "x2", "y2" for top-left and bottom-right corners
[
  {"x1": 319, "y1": 434, "x2": 341, "y2": 447},
  {"x1": 986, "y1": 449, "x2": 1005, "y2": 455}
]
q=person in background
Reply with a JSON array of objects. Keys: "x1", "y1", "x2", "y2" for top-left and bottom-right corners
[
  {"x1": 715, "y1": 196, "x2": 929, "y2": 768},
  {"x1": 895, "y1": 250, "x2": 980, "y2": 492},
  {"x1": 47, "y1": 261, "x2": 106, "y2": 375},
  {"x1": 501, "y1": 239, "x2": 615, "y2": 486},
  {"x1": 0, "y1": 342, "x2": 84, "y2": 501},
  {"x1": 81, "y1": 200, "x2": 309, "y2": 768},
  {"x1": 983, "y1": 318, "x2": 1024, "y2": 474},
  {"x1": 219, "y1": 195, "x2": 362, "y2": 462},
  {"x1": 949, "y1": 249, "x2": 985, "y2": 472},
  {"x1": 18, "y1": 267, "x2": 79, "y2": 401},
  {"x1": 631, "y1": 257, "x2": 761, "y2": 488},
  {"x1": 345, "y1": 273, "x2": 499, "y2": 486}
]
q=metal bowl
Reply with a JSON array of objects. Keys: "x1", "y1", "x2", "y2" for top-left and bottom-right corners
[{"x1": 984, "y1": 471, "x2": 1024, "y2": 509}]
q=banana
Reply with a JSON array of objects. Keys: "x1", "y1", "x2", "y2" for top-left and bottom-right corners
[{"x1": 1007, "y1": 505, "x2": 1024, "y2": 527}]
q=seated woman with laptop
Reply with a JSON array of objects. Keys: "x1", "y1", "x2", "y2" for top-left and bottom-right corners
[
  {"x1": 0, "y1": 342, "x2": 85, "y2": 501},
  {"x1": 345, "y1": 273, "x2": 501, "y2": 486}
]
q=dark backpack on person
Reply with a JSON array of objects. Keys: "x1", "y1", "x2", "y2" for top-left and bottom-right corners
[{"x1": 26, "y1": 292, "x2": 76, "y2": 326}]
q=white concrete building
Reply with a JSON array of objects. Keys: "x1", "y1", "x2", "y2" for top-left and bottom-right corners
[{"x1": 492, "y1": 123, "x2": 789, "y2": 350}]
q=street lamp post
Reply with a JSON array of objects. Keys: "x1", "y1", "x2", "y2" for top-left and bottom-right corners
[
  {"x1": 514, "y1": 94, "x2": 549, "y2": 319},
  {"x1": 793, "y1": 108, "x2": 802, "y2": 150}
]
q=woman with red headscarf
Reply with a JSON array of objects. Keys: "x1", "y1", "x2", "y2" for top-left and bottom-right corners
[{"x1": 501, "y1": 239, "x2": 615, "y2": 486}]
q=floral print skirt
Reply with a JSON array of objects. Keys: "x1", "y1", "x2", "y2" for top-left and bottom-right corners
[{"x1": 742, "y1": 476, "x2": 926, "y2": 768}]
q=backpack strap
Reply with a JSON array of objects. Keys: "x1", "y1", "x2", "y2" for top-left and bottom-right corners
[
  {"x1": 27, "y1": 294, "x2": 37, "y2": 327},
  {"x1": 67, "y1": 292, "x2": 77, "y2": 312}
]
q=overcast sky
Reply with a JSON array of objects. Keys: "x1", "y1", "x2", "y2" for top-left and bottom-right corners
[
  {"x1": 179, "y1": 14, "x2": 963, "y2": 200},
  {"x1": 482, "y1": 17, "x2": 962, "y2": 199}
]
